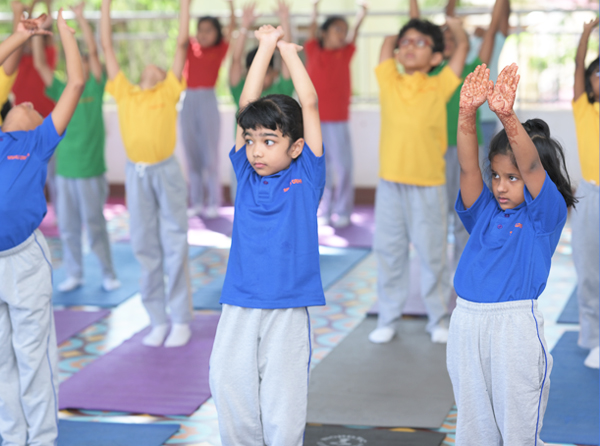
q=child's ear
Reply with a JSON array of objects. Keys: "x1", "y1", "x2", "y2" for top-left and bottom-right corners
[
  {"x1": 431, "y1": 52, "x2": 444, "y2": 68},
  {"x1": 289, "y1": 138, "x2": 304, "y2": 159}
]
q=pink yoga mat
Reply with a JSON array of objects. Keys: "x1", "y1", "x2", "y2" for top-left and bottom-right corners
[
  {"x1": 58, "y1": 314, "x2": 220, "y2": 416},
  {"x1": 54, "y1": 309, "x2": 111, "y2": 345}
]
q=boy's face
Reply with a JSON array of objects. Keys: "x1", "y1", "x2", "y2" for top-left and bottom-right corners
[
  {"x1": 322, "y1": 20, "x2": 348, "y2": 50},
  {"x1": 243, "y1": 126, "x2": 304, "y2": 176},
  {"x1": 1, "y1": 103, "x2": 43, "y2": 133},
  {"x1": 590, "y1": 66, "x2": 599, "y2": 101},
  {"x1": 396, "y1": 28, "x2": 443, "y2": 73},
  {"x1": 140, "y1": 65, "x2": 167, "y2": 90},
  {"x1": 490, "y1": 154, "x2": 525, "y2": 210}
]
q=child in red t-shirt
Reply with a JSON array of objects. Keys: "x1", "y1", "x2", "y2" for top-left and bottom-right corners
[
  {"x1": 181, "y1": 0, "x2": 235, "y2": 219},
  {"x1": 305, "y1": 0, "x2": 367, "y2": 228}
]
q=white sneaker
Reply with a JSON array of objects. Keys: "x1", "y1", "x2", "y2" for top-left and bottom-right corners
[
  {"x1": 187, "y1": 206, "x2": 203, "y2": 218},
  {"x1": 202, "y1": 206, "x2": 219, "y2": 219},
  {"x1": 368, "y1": 326, "x2": 395, "y2": 344},
  {"x1": 332, "y1": 215, "x2": 351, "y2": 229},
  {"x1": 584, "y1": 346, "x2": 600, "y2": 369},
  {"x1": 102, "y1": 277, "x2": 121, "y2": 292},
  {"x1": 58, "y1": 277, "x2": 83, "y2": 292},
  {"x1": 431, "y1": 326, "x2": 449, "y2": 344},
  {"x1": 142, "y1": 324, "x2": 170, "y2": 347},
  {"x1": 164, "y1": 323, "x2": 192, "y2": 348}
]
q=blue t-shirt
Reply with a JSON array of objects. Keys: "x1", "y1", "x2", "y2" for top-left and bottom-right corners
[
  {"x1": 221, "y1": 144, "x2": 327, "y2": 309},
  {"x1": 454, "y1": 173, "x2": 567, "y2": 303},
  {"x1": 0, "y1": 117, "x2": 64, "y2": 251}
]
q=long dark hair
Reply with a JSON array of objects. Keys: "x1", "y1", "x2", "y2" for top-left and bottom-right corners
[
  {"x1": 237, "y1": 94, "x2": 303, "y2": 143},
  {"x1": 584, "y1": 57, "x2": 599, "y2": 104},
  {"x1": 488, "y1": 118, "x2": 577, "y2": 208},
  {"x1": 197, "y1": 16, "x2": 223, "y2": 46}
]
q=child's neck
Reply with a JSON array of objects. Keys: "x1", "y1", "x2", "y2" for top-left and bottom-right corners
[{"x1": 403, "y1": 66, "x2": 431, "y2": 76}]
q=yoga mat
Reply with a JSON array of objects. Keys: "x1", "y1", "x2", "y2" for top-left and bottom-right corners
[
  {"x1": 59, "y1": 314, "x2": 219, "y2": 416},
  {"x1": 540, "y1": 331, "x2": 599, "y2": 445},
  {"x1": 52, "y1": 244, "x2": 206, "y2": 307},
  {"x1": 57, "y1": 420, "x2": 180, "y2": 446},
  {"x1": 556, "y1": 286, "x2": 578, "y2": 324},
  {"x1": 318, "y1": 205, "x2": 375, "y2": 249},
  {"x1": 54, "y1": 309, "x2": 111, "y2": 345},
  {"x1": 192, "y1": 246, "x2": 370, "y2": 310},
  {"x1": 304, "y1": 425, "x2": 446, "y2": 446},
  {"x1": 307, "y1": 317, "x2": 454, "y2": 428}
]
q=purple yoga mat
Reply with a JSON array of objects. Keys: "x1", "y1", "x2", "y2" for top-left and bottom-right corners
[
  {"x1": 318, "y1": 205, "x2": 374, "y2": 249},
  {"x1": 59, "y1": 314, "x2": 220, "y2": 416},
  {"x1": 54, "y1": 309, "x2": 111, "y2": 345}
]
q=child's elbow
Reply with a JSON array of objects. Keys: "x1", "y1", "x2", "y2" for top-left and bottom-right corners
[
  {"x1": 303, "y1": 95, "x2": 319, "y2": 111},
  {"x1": 68, "y1": 80, "x2": 86, "y2": 94}
]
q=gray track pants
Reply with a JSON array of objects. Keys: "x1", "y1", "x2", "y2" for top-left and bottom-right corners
[
  {"x1": 373, "y1": 179, "x2": 450, "y2": 332},
  {"x1": 126, "y1": 156, "x2": 192, "y2": 327},
  {"x1": 55, "y1": 175, "x2": 116, "y2": 282},
  {"x1": 0, "y1": 230, "x2": 58, "y2": 446},
  {"x1": 447, "y1": 297, "x2": 552, "y2": 446},
  {"x1": 572, "y1": 180, "x2": 599, "y2": 349},
  {"x1": 180, "y1": 88, "x2": 222, "y2": 210},
  {"x1": 209, "y1": 304, "x2": 312, "y2": 446}
]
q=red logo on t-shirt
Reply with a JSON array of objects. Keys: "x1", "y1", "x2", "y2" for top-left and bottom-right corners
[
  {"x1": 283, "y1": 179, "x2": 303, "y2": 192},
  {"x1": 515, "y1": 223, "x2": 523, "y2": 228},
  {"x1": 6, "y1": 153, "x2": 30, "y2": 160}
]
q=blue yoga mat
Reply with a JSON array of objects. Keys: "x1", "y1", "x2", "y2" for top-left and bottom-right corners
[
  {"x1": 192, "y1": 246, "x2": 370, "y2": 310},
  {"x1": 540, "y1": 331, "x2": 599, "y2": 445},
  {"x1": 57, "y1": 420, "x2": 180, "y2": 446},
  {"x1": 556, "y1": 286, "x2": 578, "y2": 324},
  {"x1": 53, "y1": 244, "x2": 206, "y2": 307}
]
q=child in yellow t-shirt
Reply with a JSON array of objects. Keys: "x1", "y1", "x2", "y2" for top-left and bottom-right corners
[
  {"x1": 572, "y1": 17, "x2": 599, "y2": 369},
  {"x1": 369, "y1": 17, "x2": 467, "y2": 345},
  {"x1": 101, "y1": 0, "x2": 193, "y2": 347}
]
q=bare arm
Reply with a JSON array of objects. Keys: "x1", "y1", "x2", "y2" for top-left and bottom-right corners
[
  {"x1": 446, "y1": 16, "x2": 468, "y2": 77},
  {"x1": 172, "y1": 0, "x2": 190, "y2": 81},
  {"x1": 379, "y1": 35, "x2": 396, "y2": 64},
  {"x1": 32, "y1": 34, "x2": 53, "y2": 86},
  {"x1": 72, "y1": 2, "x2": 102, "y2": 82},
  {"x1": 3, "y1": 2, "x2": 27, "y2": 76},
  {"x1": 278, "y1": 40, "x2": 322, "y2": 156},
  {"x1": 478, "y1": 0, "x2": 506, "y2": 65},
  {"x1": 51, "y1": 9, "x2": 85, "y2": 136},
  {"x1": 100, "y1": 0, "x2": 120, "y2": 80},
  {"x1": 499, "y1": 0, "x2": 510, "y2": 36},
  {"x1": 346, "y1": 1, "x2": 367, "y2": 45},
  {"x1": 229, "y1": 2, "x2": 256, "y2": 87},
  {"x1": 309, "y1": 0, "x2": 319, "y2": 41},
  {"x1": 276, "y1": 0, "x2": 292, "y2": 79},
  {"x1": 445, "y1": 0, "x2": 457, "y2": 17},
  {"x1": 574, "y1": 18, "x2": 598, "y2": 101},
  {"x1": 223, "y1": 0, "x2": 236, "y2": 43},
  {"x1": 489, "y1": 63, "x2": 545, "y2": 198},
  {"x1": 409, "y1": 0, "x2": 420, "y2": 19},
  {"x1": 457, "y1": 65, "x2": 491, "y2": 208},
  {"x1": 0, "y1": 13, "x2": 50, "y2": 68}
]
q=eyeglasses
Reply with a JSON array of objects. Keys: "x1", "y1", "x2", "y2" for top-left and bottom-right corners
[{"x1": 398, "y1": 37, "x2": 432, "y2": 48}]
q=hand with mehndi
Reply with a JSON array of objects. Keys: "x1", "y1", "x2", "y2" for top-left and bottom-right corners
[
  {"x1": 488, "y1": 63, "x2": 520, "y2": 118},
  {"x1": 254, "y1": 24, "x2": 283, "y2": 45},
  {"x1": 460, "y1": 64, "x2": 493, "y2": 112}
]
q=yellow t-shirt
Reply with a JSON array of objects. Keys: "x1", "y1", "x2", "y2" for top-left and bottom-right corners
[
  {"x1": 106, "y1": 70, "x2": 185, "y2": 164},
  {"x1": 375, "y1": 60, "x2": 460, "y2": 186},
  {"x1": 0, "y1": 66, "x2": 17, "y2": 126},
  {"x1": 572, "y1": 94, "x2": 599, "y2": 184}
]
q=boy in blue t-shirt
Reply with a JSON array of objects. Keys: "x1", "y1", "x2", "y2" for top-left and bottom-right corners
[
  {"x1": 0, "y1": 11, "x2": 84, "y2": 445},
  {"x1": 209, "y1": 25, "x2": 325, "y2": 446}
]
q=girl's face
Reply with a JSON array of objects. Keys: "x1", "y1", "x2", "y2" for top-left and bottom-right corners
[
  {"x1": 197, "y1": 20, "x2": 219, "y2": 48},
  {"x1": 490, "y1": 154, "x2": 525, "y2": 210},
  {"x1": 322, "y1": 20, "x2": 348, "y2": 50},
  {"x1": 590, "y1": 66, "x2": 599, "y2": 101},
  {"x1": 243, "y1": 126, "x2": 304, "y2": 176}
]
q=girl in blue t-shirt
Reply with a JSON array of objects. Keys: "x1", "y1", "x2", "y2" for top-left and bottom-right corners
[{"x1": 449, "y1": 63, "x2": 576, "y2": 445}]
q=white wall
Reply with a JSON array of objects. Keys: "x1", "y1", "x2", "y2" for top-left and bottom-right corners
[{"x1": 104, "y1": 104, "x2": 582, "y2": 189}]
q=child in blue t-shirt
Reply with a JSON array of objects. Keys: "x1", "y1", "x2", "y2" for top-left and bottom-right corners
[
  {"x1": 209, "y1": 25, "x2": 325, "y2": 446},
  {"x1": 448, "y1": 63, "x2": 577, "y2": 445},
  {"x1": 0, "y1": 11, "x2": 84, "y2": 446}
]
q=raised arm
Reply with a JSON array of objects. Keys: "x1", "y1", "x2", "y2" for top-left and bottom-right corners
[
  {"x1": 51, "y1": 9, "x2": 85, "y2": 135},
  {"x1": 223, "y1": 0, "x2": 236, "y2": 43},
  {"x1": 478, "y1": 0, "x2": 506, "y2": 66},
  {"x1": 100, "y1": 0, "x2": 120, "y2": 80},
  {"x1": 445, "y1": 0, "x2": 457, "y2": 17},
  {"x1": 379, "y1": 35, "x2": 396, "y2": 64},
  {"x1": 309, "y1": 0, "x2": 319, "y2": 41},
  {"x1": 236, "y1": 24, "x2": 282, "y2": 151},
  {"x1": 275, "y1": 0, "x2": 292, "y2": 79},
  {"x1": 32, "y1": 34, "x2": 53, "y2": 86},
  {"x1": 489, "y1": 63, "x2": 545, "y2": 198},
  {"x1": 0, "y1": 13, "x2": 50, "y2": 68},
  {"x1": 499, "y1": 0, "x2": 510, "y2": 36},
  {"x1": 574, "y1": 18, "x2": 599, "y2": 101},
  {"x1": 409, "y1": 0, "x2": 420, "y2": 19},
  {"x1": 278, "y1": 40, "x2": 322, "y2": 156},
  {"x1": 71, "y1": 2, "x2": 102, "y2": 82},
  {"x1": 229, "y1": 2, "x2": 256, "y2": 87},
  {"x1": 346, "y1": 1, "x2": 367, "y2": 45},
  {"x1": 457, "y1": 64, "x2": 491, "y2": 208},
  {"x1": 445, "y1": 16, "x2": 468, "y2": 77},
  {"x1": 172, "y1": 0, "x2": 190, "y2": 81},
  {"x1": 3, "y1": 2, "x2": 27, "y2": 76}
]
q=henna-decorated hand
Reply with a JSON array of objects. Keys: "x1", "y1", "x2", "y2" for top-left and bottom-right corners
[
  {"x1": 460, "y1": 64, "x2": 492, "y2": 112},
  {"x1": 254, "y1": 24, "x2": 283, "y2": 45},
  {"x1": 488, "y1": 63, "x2": 520, "y2": 118}
]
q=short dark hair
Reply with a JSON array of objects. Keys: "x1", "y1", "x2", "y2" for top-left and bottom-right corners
[
  {"x1": 584, "y1": 57, "x2": 599, "y2": 104},
  {"x1": 246, "y1": 46, "x2": 275, "y2": 71},
  {"x1": 318, "y1": 16, "x2": 348, "y2": 47},
  {"x1": 397, "y1": 18, "x2": 445, "y2": 54},
  {"x1": 197, "y1": 16, "x2": 223, "y2": 46},
  {"x1": 237, "y1": 94, "x2": 303, "y2": 143},
  {"x1": 1, "y1": 99, "x2": 12, "y2": 122},
  {"x1": 488, "y1": 118, "x2": 577, "y2": 208}
]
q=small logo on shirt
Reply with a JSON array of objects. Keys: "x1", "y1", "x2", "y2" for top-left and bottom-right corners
[
  {"x1": 283, "y1": 179, "x2": 303, "y2": 192},
  {"x1": 515, "y1": 223, "x2": 523, "y2": 228},
  {"x1": 6, "y1": 153, "x2": 30, "y2": 161}
]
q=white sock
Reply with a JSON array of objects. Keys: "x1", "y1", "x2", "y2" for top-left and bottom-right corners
[
  {"x1": 164, "y1": 323, "x2": 192, "y2": 348},
  {"x1": 142, "y1": 324, "x2": 170, "y2": 347}
]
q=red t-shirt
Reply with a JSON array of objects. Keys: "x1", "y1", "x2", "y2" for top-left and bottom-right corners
[
  {"x1": 305, "y1": 39, "x2": 355, "y2": 122},
  {"x1": 184, "y1": 39, "x2": 229, "y2": 88},
  {"x1": 12, "y1": 46, "x2": 57, "y2": 118}
]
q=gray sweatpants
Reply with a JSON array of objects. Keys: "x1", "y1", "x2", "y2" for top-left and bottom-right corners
[
  {"x1": 572, "y1": 180, "x2": 599, "y2": 350},
  {"x1": 126, "y1": 156, "x2": 192, "y2": 327},
  {"x1": 55, "y1": 175, "x2": 116, "y2": 282},
  {"x1": 320, "y1": 121, "x2": 354, "y2": 219},
  {"x1": 447, "y1": 297, "x2": 552, "y2": 446},
  {"x1": 373, "y1": 179, "x2": 450, "y2": 332},
  {"x1": 209, "y1": 304, "x2": 312, "y2": 446},
  {"x1": 0, "y1": 230, "x2": 58, "y2": 446},
  {"x1": 180, "y1": 88, "x2": 222, "y2": 210}
]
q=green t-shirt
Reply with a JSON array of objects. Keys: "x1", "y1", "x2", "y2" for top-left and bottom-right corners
[
  {"x1": 431, "y1": 58, "x2": 484, "y2": 147},
  {"x1": 45, "y1": 73, "x2": 107, "y2": 178},
  {"x1": 230, "y1": 74, "x2": 295, "y2": 110}
]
